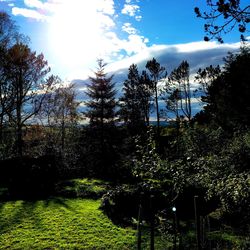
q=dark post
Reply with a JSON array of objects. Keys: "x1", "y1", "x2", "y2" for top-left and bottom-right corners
[
  {"x1": 150, "y1": 194, "x2": 154, "y2": 250},
  {"x1": 172, "y1": 207, "x2": 177, "y2": 250},
  {"x1": 194, "y1": 195, "x2": 201, "y2": 250},
  {"x1": 137, "y1": 203, "x2": 142, "y2": 250}
]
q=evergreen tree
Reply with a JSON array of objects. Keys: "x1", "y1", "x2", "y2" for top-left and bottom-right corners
[
  {"x1": 85, "y1": 59, "x2": 116, "y2": 127},
  {"x1": 204, "y1": 46, "x2": 250, "y2": 128},
  {"x1": 119, "y1": 64, "x2": 147, "y2": 134},
  {"x1": 84, "y1": 59, "x2": 117, "y2": 178}
]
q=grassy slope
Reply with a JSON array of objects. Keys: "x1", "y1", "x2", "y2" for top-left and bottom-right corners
[{"x1": 0, "y1": 198, "x2": 137, "y2": 250}]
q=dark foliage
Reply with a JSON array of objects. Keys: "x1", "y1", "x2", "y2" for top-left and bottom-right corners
[
  {"x1": 203, "y1": 46, "x2": 250, "y2": 129},
  {"x1": 0, "y1": 155, "x2": 60, "y2": 199}
]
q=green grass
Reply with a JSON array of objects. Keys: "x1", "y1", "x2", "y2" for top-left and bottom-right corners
[
  {"x1": 0, "y1": 198, "x2": 170, "y2": 249},
  {"x1": 55, "y1": 178, "x2": 109, "y2": 199},
  {"x1": 0, "y1": 198, "x2": 137, "y2": 249}
]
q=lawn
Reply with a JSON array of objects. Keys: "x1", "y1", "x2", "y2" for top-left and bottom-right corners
[
  {"x1": 0, "y1": 198, "x2": 137, "y2": 249},
  {"x1": 0, "y1": 178, "x2": 172, "y2": 249}
]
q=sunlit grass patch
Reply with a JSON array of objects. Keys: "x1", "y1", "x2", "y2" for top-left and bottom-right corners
[
  {"x1": 55, "y1": 178, "x2": 109, "y2": 199},
  {"x1": 0, "y1": 198, "x2": 136, "y2": 249}
]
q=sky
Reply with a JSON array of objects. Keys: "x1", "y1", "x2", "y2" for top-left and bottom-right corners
[{"x1": 0, "y1": 0, "x2": 248, "y2": 83}]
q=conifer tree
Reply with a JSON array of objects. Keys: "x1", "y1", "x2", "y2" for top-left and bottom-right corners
[
  {"x1": 84, "y1": 59, "x2": 117, "y2": 177},
  {"x1": 119, "y1": 64, "x2": 146, "y2": 134},
  {"x1": 85, "y1": 59, "x2": 116, "y2": 127},
  {"x1": 146, "y1": 58, "x2": 167, "y2": 137}
]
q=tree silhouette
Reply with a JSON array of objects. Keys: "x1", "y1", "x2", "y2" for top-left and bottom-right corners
[
  {"x1": 168, "y1": 61, "x2": 192, "y2": 121},
  {"x1": 120, "y1": 64, "x2": 152, "y2": 134},
  {"x1": 0, "y1": 12, "x2": 21, "y2": 143},
  {"x1": 195, "y1": 0, "x2": 250, "y2": 42},
  {"x1": 85, "y1": 59, "x2": 116, "y2": 127},
  {"x1": 146, "y1": 58, "x2": 167, "y2": 137},
  {"x1": 3, "y1": 43, "x2": 51, "y2": 156},
  {"x1": 84, "y1": 59, "x2": 117, "y2": 177},
  {"x1": 204, "y1": 46, "x2": 250, "y2": 128}
]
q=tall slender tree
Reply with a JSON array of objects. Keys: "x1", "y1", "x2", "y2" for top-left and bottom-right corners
[
  {"x1": 168, "y1": 61, "x2": 192, "y2": 121},
  {"x1": 139, "y1": 70, "x2": 153, "y2": 127},
  {"x1": 146, "y1": 58, "x2": 167, "y2": 137}
]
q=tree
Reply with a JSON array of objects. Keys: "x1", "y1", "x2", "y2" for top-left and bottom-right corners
[
  {"x1": 84, "y1": 59, "x2": 117, "y2": 177},
  {"x1": 39, "y1": 78, "x2": 80, "y2": 154},
  {"x1": 168, "y1": 61, "x2": 192, "y2": 121},
  {"x1": 0, "y1": 11, "x2": 20, "y2": 48},
  {"x1": 165, "y1": 88, "x2": 181, "y2": 120},
  {"x1": 120, "y1": 64, "x2": 144, "y2": 132},
  {"x1": 146, "y1": 58, "x2": 167, "y2": 137},
  {"x1": 3, "y1": 43, "x2": 51, "y2": 156},
  {"x1": 85, "y1": 59, "x2": 116, "y2": 127},
  {"x1": 120, "y1": 64, "x2": 152, "y2": 134},
  {"x1": 195, "y1": 0, "x2": 250, "y2": 42},
  {"x1": 0, "y1": 12, "x2": 20, "y2": 143},
  {"x1": 204, "y1": 46, "x2": 250, "y2": 128},
  {"x1": 194, "y1": 65, "x2": 221, "y2": 104},
  {"x1": 139, "y1": 70, "x2": 153, "y2": 126}
]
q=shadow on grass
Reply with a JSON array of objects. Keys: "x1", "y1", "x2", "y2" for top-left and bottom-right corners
[{"x1": 0, "y1": 196, "x2": 75, "y2": 235}]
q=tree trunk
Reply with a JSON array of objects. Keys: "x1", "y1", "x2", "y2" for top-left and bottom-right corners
[{"x1": 155, "y1": 83, "x2": 160, "y2": 139}]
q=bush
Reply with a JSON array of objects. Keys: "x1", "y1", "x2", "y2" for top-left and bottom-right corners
[
  {"x1": 0, "y1": 155, "x2": 59, "y2": 198},
  {"x1": 100, "y1": 184, "x2": 170, "y2": 226}
]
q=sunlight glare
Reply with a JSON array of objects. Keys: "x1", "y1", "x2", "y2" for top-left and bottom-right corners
[{"x1": 49, "y1": 0, "x2": 114, "y2": 75}]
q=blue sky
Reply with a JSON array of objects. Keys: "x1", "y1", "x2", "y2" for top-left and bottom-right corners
[{"x1": 0, "y1": 0, "x2": 248, "y2": 81}]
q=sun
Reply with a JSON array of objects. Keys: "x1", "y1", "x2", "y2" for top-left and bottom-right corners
[{"x1": 48, "y1": 0, "x2": 115, "y2": 77}]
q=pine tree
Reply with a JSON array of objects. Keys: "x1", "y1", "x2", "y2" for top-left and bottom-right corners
[
  {"x1": 85, "y1": 59, "x2": 116, "y2": 127},
  {"x1": 146, "y1": 58, "x2": 167, "y2": 137},
  {"x1": 119, "y1": 64, "x2": 146, "y2": 134},
  {"x1": 84, "y1": 59, "x2": 117, "y2": 178}
]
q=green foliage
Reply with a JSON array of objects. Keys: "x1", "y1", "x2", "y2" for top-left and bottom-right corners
[
  {"x1": 134, "y1": 127, "x2": 173, "y2": 195},
  {"x1": 204, "y1": 47, "x2": 250, "y2": 129}
]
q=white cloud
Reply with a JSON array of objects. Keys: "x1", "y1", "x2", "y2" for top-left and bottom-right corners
[
  {"x1": 135, "y1": 15, "x2": 142, "y2": 21},
  {"x1": 24, "y1": 0, "x2": 43, "y2": 9},
  {"x1": 97, "y1": 0, "x2": 115, "y2": 15},
  {"x1": 12, "y1": 7, "x2": 47, "y2": 20},
  {"x1": 122, "y1": 22, "x2": 137, "y2": 34},
  {"x1": 121, "y1": 4, "x2": 140, "y2": 17},
  {"x1": 106, "y1": 40, "x2": 242, "y2": 79}
]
